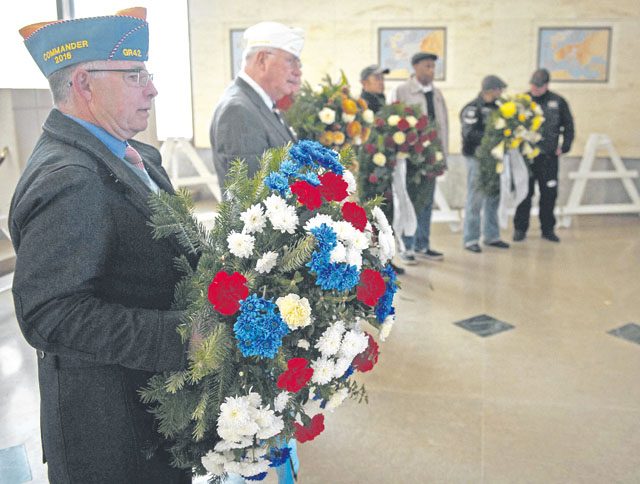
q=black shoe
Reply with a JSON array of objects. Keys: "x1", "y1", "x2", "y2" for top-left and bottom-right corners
[
  {"x1": 465, "y1": 243, "x2": 482, "y2": 253},
  {"x1": 390, "y1": 262, "x2": 405, "y2": 275},
  {"x1": 423, "y1": 249, "x2": 444, "y2": 261},
  {"x1": 542, "y1": 232, "x2": 560, "y2": 242},
  {"x1": 513, "y1": 230, "x2": 526, "y2": 242},
  {"x1": 487, "y1": 240, "x2": 510, "y2": 249}
]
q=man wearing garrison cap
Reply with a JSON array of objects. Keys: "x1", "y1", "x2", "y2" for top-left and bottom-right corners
[
  {"x1": 460, "y1": 75, "x2": 511, "y2": 253},
  {"x1": 390, "y1": 51, "x2": 449, "y2": 263},
  {"x1": 11, "y1": 8, "x2": 196, "y2": 483},
  {"x1": 210, "y1": 21, "x2": 304, "y2": 193}
]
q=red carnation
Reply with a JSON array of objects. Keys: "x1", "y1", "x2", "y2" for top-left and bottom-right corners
[
  {"x1": 276, "y1": 94, "x2": 294, "y2": 111},
  {"x1": 406, "y1": 131, "x2": 418, "y2": 145},
  {"x1": 414, "y1": 143, "x2": 425, "y2": 154},
  {"x1": 356, "y1": 269, "x2": 386, "y2": 306},
  {"x1": 397, "y1": 118, "x2": 410, "y2": 131},
  {"x1": 352, "y1": 333, "x2": 380, "y2": 372},
  {"x1": 294, "y1": 414, "x2": 325, "y2": 443},
  {"x1": 404, "y1": 106, "x2": 414, "y2": 114},
  {"x1": 341, "y1": 201, "x2": 368, "y2": 232},
  {"x1": 368, "y1": 173, "x2": 378, "y2": 183},
  {"x1": 374, "y1": 118, "x2": 385, "y2": 128},
  {"x1": 419, "y1": 133, "x2": 431, "y2": 145},
  {"x1": 277, "y1": 358, "x2": 314, "y2": 393},
  {"x1": 426, "y1": 129, "x2": 438, "y2": 141},
  {"x1": 415, "y1": 115, "x2": 428, "y2": 130},
  {"x1": 207, "y1": 271, "x2": 249, "y2": 315},
  {"x1": 399, "y1": 143, "x2": 410, "y2": 152},
  {"x1": 318, "y1": 172, "x2": 348, "y2": 202},
  {"x1": 364, "y1": 143, "x2": 377, "y2": 155},
  {"x1": 291, "y1": 181, "x2": 323, "y2": 210}
]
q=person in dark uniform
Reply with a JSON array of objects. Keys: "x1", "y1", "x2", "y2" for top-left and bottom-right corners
[
  {"x1": 460, "y1": 75, "x2": 511, "y2": 253},
  {"x1": 12, "y1": 8, "x2": 197, "y2": 483},
  {"x1": 513, "y1": 68, "x2": 575, "y2": 242},
  {"x1": 359, "y1": 64, "x2": 389, "y2": 114}
]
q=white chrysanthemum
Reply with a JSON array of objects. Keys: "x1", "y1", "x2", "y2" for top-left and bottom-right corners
[
  {"x1": 339, "y1": 330, "x2": 369, "y2": 360},
  {"x1": 342, "y1": 112, "x2": 356, "y2": 123},
  {"x1": 405, "y1": 115, "x2": 417, "y2": 127},
  {"x1": 201, "y1": 450, "x2": 227, "y2": 475},
  {"x1": 297, "y1": 339, "x2": 310, "y2": 350},
  {"x1": 330, "y1": 242, "x2": 347, "y2": 264},
  {"x1": 435, "y1": 151, "x2": 444, "y2": 162},
  {"x1": 246, "y1": 391, "x2": 262, "y2": 409},
  {"x1": 276, "y1": 293, "x2": 312, "y2": 329},
  {"x1": 346, "y1": 247, "x2": 363, "y2": 269},
  {"x1": 352, "y1": 135, "x2": 363, "y2": 146},
  {"x1": 255, "y1": 251, "x2": 278, "y2": 274},
  {"x1": 387, "y1": 114, "x2": 400, "y2": 126},
  {"x1": 372, "y1": 152, "x2": 386, "y2": 166},
  {"x1": 240, "y1": 204, "x2": 266, "y2": 234},
  {"x1": 372, "y1": 206, "x2": 392, "y2": 233},
  {"x1": 350, "y1": 230, "x2": 370, "y2": 251},
  {"x1": 311, "y1": 357, "x2": 336, "y2": 384},
  {"x1": 342, "y1": 170, "x2": 357, "y2": 194},
  {"x1": 254, "y1": 407, "x2": 284, "y2": 439},
  {"x1": 333, "y1": 356, "x2": 352, "y2": 378},
  {"x1": 326, "y1": 387, "x2": 349, "y2": 411},
  {"x1": 227, "y1": 232, "x2": 255, "y2": 258},
  {"x1": 318, "y1": 107, "x2": 336, "y2": 125},
  {"x1": 379, "y1": 314, "x2": 395, "y2": 342},
  {"x1": 315, "y1": 321, "x2": 345, "y2": 356},
  {"x1": 422, "y1": 140, "x2": 431, "y2": 148},
  {"x1": 274, "y1": 391, "x2": 291, "y2": 413},
  {"x1": 263, "y1": 194, "x2": 288, "y2": 215},
  {"x1": 217, "y1": 396, "x2": 259, "y2": 442},
  {"x1": 332, "y1": 220, "x2": 358, "y2": 244},
  {"x1": 268, "y1": 206, "x2": 298, "y2": 234},
  {"x1": 214, "y1": 437, "x2": 253, "y2": 452},
  {"x1": 494, "y1": 117, "x2": 507, "y2": 129},
  {"x1": 362, "y1": 109, "x2": 375, "y2": 124},
  {"x1": 304, "y1": 213, "x2": 334, "y2": 232},
  {"x1": 225, "y1": 455, "x2": 270, "y2": 477},
  {"x1": 377, "y1": 230, "x2": 396, "y2": 263}
]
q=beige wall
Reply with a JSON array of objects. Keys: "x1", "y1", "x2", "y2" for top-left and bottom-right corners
[{"x1": 189, "y1": 0, "x2": 640, "y2": 157}]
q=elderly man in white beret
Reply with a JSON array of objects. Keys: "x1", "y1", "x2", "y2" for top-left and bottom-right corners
[{"x1": 210, "y1": 21, "x2": 304, "y2": 193}]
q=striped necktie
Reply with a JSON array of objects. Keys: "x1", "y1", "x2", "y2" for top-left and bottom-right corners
[{"x1": 124, "y1": 144, "x2": 145, "y2": 171}]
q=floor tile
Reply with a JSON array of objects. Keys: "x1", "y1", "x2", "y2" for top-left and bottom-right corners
[
  {"x1": 608, "y1": 323, "x2": 640, "y2": 346},
  {"x1": 454, "y1": 314, "x2": 515, "y2": 337}
]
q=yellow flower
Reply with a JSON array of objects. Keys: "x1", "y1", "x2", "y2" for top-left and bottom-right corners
[
  {"x1": 346, "y1": 121, "x2": 362, "y2": 138},
  {"x1": 357, "y1": 98, "x2": 368, "y2": 110},
  {"x1": 499, "y1": 102, "x2": 517, "y2": 119},
  {"x1": 406, "y1": 115, "x2": 418, "y2": 127},
  {"x1": 333, "y1": 131, "x2": 346, "y2": 145},
  {"x1": 276, "y1": 293, "x2": 312, "y2": 329},
  {"x1": 518, "y1": 113, "x2": 527, "y2": 122},
  {"x1": 496, "y1": 162, "x2": 504, "y2": 174},
  {"x1": 319, "y1": 131, "x2": 334, "y2": 146},
  {"x1": 510, "y1": 137, "x2": 522, "y2": 148},
  {"x1": 527, "y1": 147, "x2": 540, "y2": 159},
  {"x1": 342, "y1": 98, "x2": 358, "y2": 115},
  {"x1": 531, "y1": 116, "x2": 544, "y2": 131},
  {"x1": 503, "y1": 129, "x2": 512, "y2": 137},
  {"x1": 361, "y1": 126, "x2": 371, "y2": 143},
  {"x1": 387, "y1": 115, "x2": 400, "y2": 127},
  {"x1": 530, "y1": 101, "x2": 538, "y2": 111},
  {"x1": 372, "y1": 152, "x2": 386, "y2": 166},
  {"x1": 392, "y1": 131, "x2": 406, "y2": 145}
]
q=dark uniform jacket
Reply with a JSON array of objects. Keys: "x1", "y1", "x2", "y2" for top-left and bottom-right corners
[
  {"x1": 210, "y1": 77, "x2": 295, "y2": 193},
  {"x1": 360, "y1": 90, "x2": 386, "y2": 114},
  {"x1": 530, "y1": 90, "x2": 574, "y2": 156},
  {"x1": 10, "y1": 109, "x2": 191, "y2": 483},
  {"x1": 460, "y1": 94, "x2": 500, "y2": 156}
]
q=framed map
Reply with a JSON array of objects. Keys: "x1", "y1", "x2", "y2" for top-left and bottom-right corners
[
  {"x1": 378, "y1": 28, "x2": 446, "y2": 81},
  {"x1": 230, "y1": 29, "x2": 245, "y2": 79},
  {"x1": 537, "y1": 27, "x2": 612, "y2": 83}
]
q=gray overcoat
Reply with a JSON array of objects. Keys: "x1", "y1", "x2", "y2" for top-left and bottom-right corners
[
  {"x1": 9, "y1": 109, "x2": 192, "y2": 483},
  {"x1": 210, "y1": 77, "x2": 295, "y2": 192}
]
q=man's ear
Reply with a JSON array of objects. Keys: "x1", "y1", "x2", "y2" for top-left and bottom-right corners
[
  {"x1": 70, "y1": 68, "x2": 93, "y2": 101},
  {"x1": 255, "y1": 50, "x2": 270, "y2": 70}
]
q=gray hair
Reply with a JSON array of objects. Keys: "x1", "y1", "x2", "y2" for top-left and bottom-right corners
[
  {"x1": 48, "y1": 61, "x2": 104, "y2": 105},
  {"x1": 241, "y1": 46, "x2": 275, "y2": 70}
]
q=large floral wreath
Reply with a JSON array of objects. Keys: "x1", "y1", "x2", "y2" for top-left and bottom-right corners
[
  {"x1": 141, "y1": 141, "x2": 399, "y2": 481},
  {"x1": 358, "y1": 102, "x2": 445, "y2": 220},
  {"x1": 478, "y1": 93, "x2": 544, "y2": 196}
]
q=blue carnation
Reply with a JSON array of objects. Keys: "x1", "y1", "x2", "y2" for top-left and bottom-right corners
[
  {"x1": 234, "y1": 295, "x2": 289, "y2": 358},
  {"x1": 264, "y1": 172, "x2": 291, "y2": 198},
  {"x1": 289, "y1": 140, "x2": 344, "y2": 175},
  {"x1": 295, "y1": 171, "x2": 321, "y2": 186},
  {"x1": 375, "y1": 264, "x2": 398, "y2": 322},
  {"x1": 267, "y1": 446, "x2": 291, "y2": 467},
  {"x1": 279, "y1": 159, "x2": 300, "y2": 177},
  {"x1": 308, "y1": 224, "x2": 359, "y2": 291},
  {"x1": 310, "y1": 224, "x2": 337, "y2": 250}
]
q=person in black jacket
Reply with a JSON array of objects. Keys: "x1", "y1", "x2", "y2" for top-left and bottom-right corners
[
  {"x1": 359, "y1": 65, "x2": 389, "y2": 114},
  {"x1": 12, "y1": 8, "x2": 197, "y2": 483},
  {"x1": 513, "y1": 68, "x2": 575, "y2": 242},
  {"x1": 460, "y1": 75, "x2": 511, "y2": 253}
]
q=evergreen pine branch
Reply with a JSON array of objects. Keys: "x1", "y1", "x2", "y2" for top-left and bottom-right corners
[
  {"x1": 139, "y1": 374, "x2": 168, "y2": 404},
  {"x1": 279, "y1": 235, "x2": 316, "y2": 273},
  {"x1": 191, "y1": 383, "x2": 210, "y2": 442},
  {"x1": 165, "y1": 370, "x2": 189, "y2": 394},
  {"x1": 189, "y1": 323, "x2": 234, "y2": 383}
]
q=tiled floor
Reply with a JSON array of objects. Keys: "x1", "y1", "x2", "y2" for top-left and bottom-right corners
[{"x1": 1, "y1": 215, "x2": 639, "y2": 483}]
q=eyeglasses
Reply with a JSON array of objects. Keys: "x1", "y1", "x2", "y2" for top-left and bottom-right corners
[
  {"x1": 265, "y1": 52, "x2": 302, "y2": 69},
  {"x1": 86, "y1": 69, "x2": 154, "y2": 87}
]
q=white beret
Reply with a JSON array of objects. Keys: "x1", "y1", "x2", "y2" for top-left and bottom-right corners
[{"x1": 243, "y1": 21, "x2": 305, "y2": 58}]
